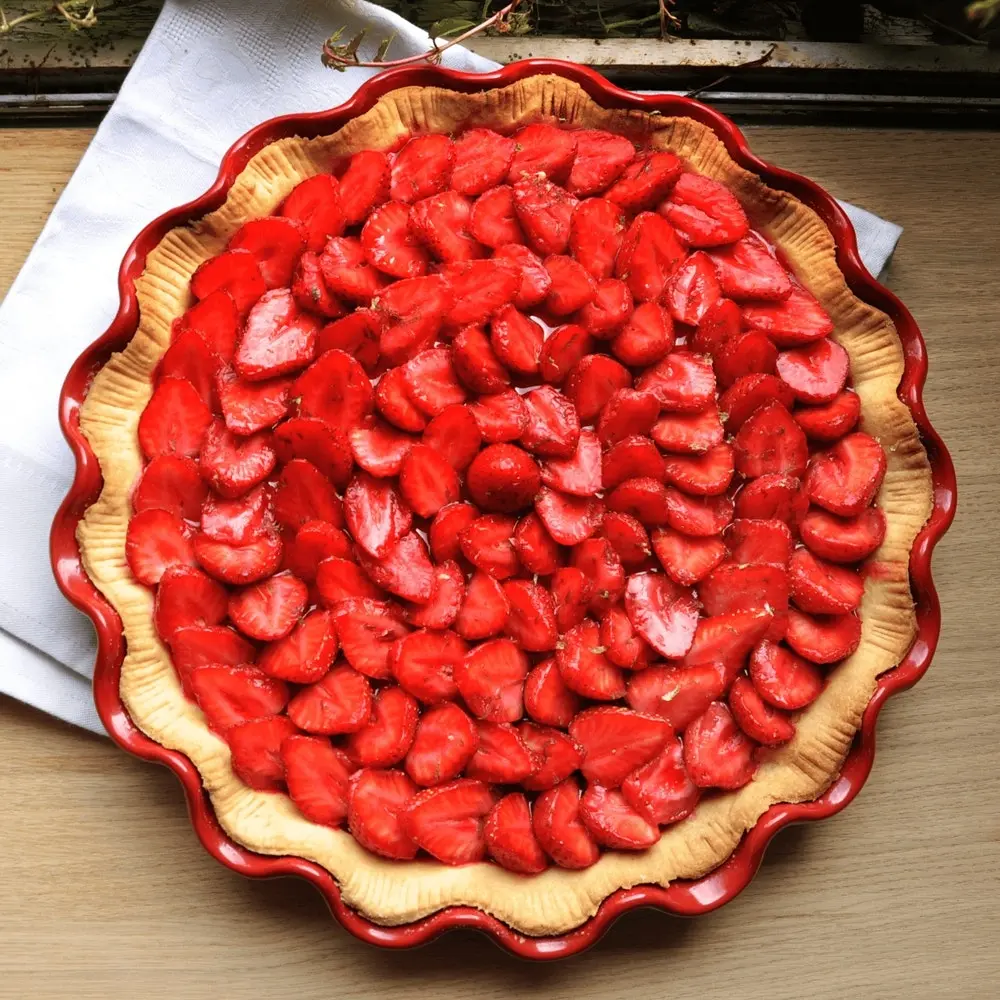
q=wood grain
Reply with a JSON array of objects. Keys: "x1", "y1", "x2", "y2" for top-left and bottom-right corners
[{"x1": 0, "y1": 125, "x2": 997, "y2": 999}]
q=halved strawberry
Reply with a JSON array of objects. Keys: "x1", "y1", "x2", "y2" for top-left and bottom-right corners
[
  {"x1": 168, "y1": 624, "x2": 255, "y2": 687},
  {"x1": 443, "y1": 259, "x2": 520, "y2": 330},
  {"x1": 794, "y1": 390, "x2": 861, "y2": 443},
  {"x1": 734, "y1": 473, "x2": 809, "y2": 523},
  {"x1": 550, "y1": 566, "x2": 595, "y2": 633},
  {"x1": 666, "y1": 250, "x2": 723, "y2": 326},
  {"x1": 651, "y1": 406, "x2": 725, "y2": 455},
  {"x1": 699, "y1": 563, "x2": 789, "y2": 637},
  {"x1": 490, "y1": 305, "x2": 544, "y2": 376},
  {"x1": 404, "y1": 560, "x2": 464, "y2": 630},
  {"x1": 512, "y1": 174, "x2": 578, "y2": 256},
  {"x1": 343, "y1": 472, "x2": 412, "y2": 560},
  {"x1": 576, "y1": 277, "x2": 634, "y2": 337},
  {"x1": 455, "y1": 638, "x2": 529, "y2": 722},
  {"x1": 567, "y1": 129, "x2": 635, "y2": 195},
  {"x1": 429, "y1": 501, "x2": 480, "y2": 563},
  {"x1": 466, "y1": 443, "x2": 541, "y2": 515},
  {"x1": 606, "y1": 475, "x2": 671, "y2": 524},
  {"x1": 597, "y1": 388, "x2": 660, "y2": 447},
  {"x1": 349, "y1": 420, "x2": 416, "y2": 478},
  {"x1": 455, "y1": 570, "x2": 509, "y2": 641},
  {"x1": 190, "y1": 664, "x2": 288, "y2": 733},
  {"x1": 315, "y1": 555, "x2": 383, "y2": 605},
  {"x1": 493, "y1": 243, "x2": 552, "y2": 310},
  {"x1": 281, "y1": 735, "x2": 354, "y2": 826},
  {"x1": 743, "y1": 285, "x2": 835, "y2": 347},
  {"x1": 468, "y1": 388, "x2": 529, "y2": 443},
  {"x1": 662, "y1": 486, "x2": 734, "y2": 537},
  {"x1": 532, "y1": 779, "x2": 599, "y2": 869},
  {"x1": 571, "y1": 536, "x2": 626, "y2": 615},
  {"x1": 535, "y1": 488, "x2": 603, "y2": 546},
  {"x1": 776, "y1": 337, "x2": 849, "y2": 402},
  {"x1": 459, "y1": 513, "x2": 521, "y2": 578},
  {"x1": 451, "y1": 323, "x2": 511, "y2": 394},
  {"x1": 733, "y1": 400, "x2": 809, "y2": 479},
  {"x1": 399, "y1": 444, "x2": 461, "y2": 517},
  {"x1": 287, "y1": 663, "x2": 372, "y2": 734},
  {"x1": 707, "y1": 232, "x2": 791, "y2": 302},
  {"x1": 228, "y1": 572, "x2": 308, "y2": 641},
  {"x1": 636, "y1": 351, "x2": 715, "y2": 413},
  {"x1": 625, "y1": 661, "x2": 725, "y2": 729},
  {"x1": 339, "y1": 149, "x2": 391, "y2": 226},
  {"x1": 235, "y1": 288, "x2": 319, "y2": 381},
  {"x1": 579, "y1": 785, "x2": 660, "y2": 850},
  {"x1": 344, "y1": 686, "x2": 419, "y2": 767},
  {"x1": 606, "y1": 151, "x2": 682, "y2": 212},
  {"x1": 615, "y1": 211, "x2": 686, "y2": 302},
  {"x1": 157, "y1": 327, "x2": 220, "y2": 408},
  {"x1": 410, "y1": 190, "x2": 484, "y2": 263},
  {"x1": 600, "y1": 511, "x2": 653, "y2": 568},
  {"x1": 729, "y1": 674, "x2": 795, "y2": 746},
  {"x1": 785, "y1": 608, "x2": 862, "y2": 664},
  {"x1": 683, "y1": 702, "x2": 757, "y2": 790},
  {"x1": 452, "y1": 129, "x2": 516, "y2": 196},
  {"x1": 347, "y1": 767, "x2": 418, "y2": 860},
  {"x1": 651, "y1": 525, "x2": 727, "y2": 586},
  {"x1": 599, "y1": 605, "x2": 650, "y2": 669},
  {"x1": 556, "y1": 620, "x2": 625, "y2": 700},
  {"x1": 539, "y1": 323, "x2": 595, "y2": 385},
  {"x1": 524, "y1": 658, "x2": 581, "y2": 728},
  {"x1": 749, "y1": 641, "x2": 824, "y2": 709},
  {"x1": 125, "y1": 508, "x2": 195, "y2": 586},
  {"x1": 544, "y1": 254, "x2": 598, "y2": 316},
  {"x1": 216, "y1": 367, "x2": 291, "y2": 436},
  {"x1": 154, "y1": 566, "x2": 227, "y2": 640},
  {"x1": 332, "y1": 598, "x2": 410, "y2": 679},
  {"x1": 485, "y1": 793, "x2": 548, "y2": 874},
  {"x1": 228, "y1": 217, "x2": 305, "y2": 289},
  {"x1": 390, "y1": 133, "x2": 454, "y2": 203},
  {"x1": 570, "y1": 197, "x2": 625, "y2": 280},
  {"x1": 691, "y1": 296, "x2": 741, "y2": 355},
  {"x1": 508, "y1": 123, "x2": 577, "y2": 183},
  {"x1": 376, "y1": 274, "x2": 452, "y2": 364},
  {"x1": 319, "y1": 236, "x2": 388, "y2": 302},
  {"x1": 284, "y1": 521, "x2": 353, "y2": 581},
  {"x1": 227, "y1": 715, "x2": 298, "y2": 790},
  {"x1": 198, "y1": 421, "x2": 276, "y2": 499},
  {"x1": 660, "y1": 172, "x2": 749, "y2": 247},
  {"x1": 503, "y1": 579, "x2": 558, "y2": 652},
  {"x1": 357, "y1": 531, "x2": 435, "y2": 604},
  {"x1": 624, "y1": 571, "x2": 699, "y2": 658},
  {"x1": 405, "y1": 702, "x2": 478, "y2": 787},
  {"x1": 194, "y1": 524, "x2": 283, "y2": 586},
  {"x1": 257, "y1": 608, "x2": 338, "y2": 683},
  {"x1": 280, "y1": 174, "x2": 345, "y2": 252},
  {"x1": 541, "y1": 428, "x2": 602, "y2": 497},
  {"x1": 190, "y1": 252, "x2": 265, "y2": 316},
  {"x1": 272, "y1": 458, "x2": 342, "y2": 530},
  {"x1": 681, "y1": 609, "x2": 774, "y2": 675},
  {"x1": 390, "y1": 627, "x2": 467, "y2": 704},
  {"x1": 513, "y1": 511, "x2": 562, "y2": 575},
  {"x1": 724, "y1": 518, "x2": 793, "y2": 567},
  {"x1": 293, "y1": 349, "x2": 373, "y2": 436},
  {"x1": 799, "y1": 506, "x2": 886, "y2": 563},
  {"x1": 805, "y1": 432, "x2": 887, "y2": 517},
  {"x1": 138, "y1": 376, "x2": 212, "y2": 459},
  {"x1": 663, "y1": 442, "x2": 735, "y2": 496},
  {"x1": 361, "y1": 201, "x2": 428, "y2": 278},
  {"x1": 133, "y1": 454, "x2": 207, "y2": 520},
  {"x1": 788, "y1": 548, "x2": 864, "y2": 614},
  {"x1": 570, "y1": 706, "x2": 672, "y2": 789},
  {"x1": 175, "y1": 290, "x2": 240, "y2": 359},
  {"x1": 622, "y1": 737, "x2": 701, "y2": 826},
  {"x1": 565, "y1": 354, "x2": 633, "y2": 422},
  {"x1": 402, "y1": 778, "x2": 495, "y2": 865},
  {"x1": 713, "y1": 331, "x2": 778, "y2": 390},
  {"x1": 466, "y1": 723, "x2": 538, "y2": 784},
  {"x1": 317, "y1": 310, "x2": 381, "y2": 374},
  {"x1": 376, "y1": 366, "x2": 429, "y2": 433},
  {"x1": 520, "y1": 385, "x2": 581, "y2": 458}
]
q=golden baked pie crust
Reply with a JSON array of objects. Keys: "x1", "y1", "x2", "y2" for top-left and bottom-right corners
[{"x1": 76, "y1": 75, "x2": 933, "y2": 936}]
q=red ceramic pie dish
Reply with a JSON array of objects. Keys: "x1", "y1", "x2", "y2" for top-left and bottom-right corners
[{"x1": 51, "y1": 59, "x2": 956, "y2": 959}]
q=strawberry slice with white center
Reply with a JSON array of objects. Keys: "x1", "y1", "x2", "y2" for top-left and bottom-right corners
[
  {"x1": 532, "y1": 779, "x2": 599, "y2": 869},
  {"x1": 331, "y1": 598, "x2": 410, "y2": 680},
  {"x1": 513, "y1": 512, "x2": 561, "y2": 575},
  {"x1": 728, "y1": 675, "x2": 796, "y2": 746},
  {"x1": 683, "y1": 701, "x2": 757, "y2": 790},
  {"x1": 650, "y1": 526, "x2": 727, "y2": 586},
  {"x1": 490, "y1": 305, "x2": 545, "y2": 377},
  {"x1": 540, "y1": 428, "x2": 602, "y2": 496},
  {"x1": 626, "y1": 662, "x2": 727, "y2": 730},
  {"x1": 199, "y1": 420, "x2": 277, "y2": 500},
  {"x1": 403, "y1": 348, "x2": 467, "y2": 417},
  {"x1": 624, "y1": 571, "x2": 699, "y2": 659},
  {"x1": 257, "y1": 608, "x2": 338, "y2": 683},
  {"x1": 226, "y1": 715, "x2": 298, "y2": 790},
  {"x1": 570, "y1": 706, "x2": 672, "y2": 788},
  {"x1": 356, "y1": 532, "x2": 435, "y2": 605},
  {"x1": 659, "y1": 172, "x2": 749, "y2": 248},
  {"x1": 749, "y1": 640, "x2": 824, "y2": 709},
  {"x1": 707, "y1": 232, "x2": 792, "y2": 302},
  {"x1": 535, "y1": 488, "x2": 603, "y2": 546},
  {"x1": 280, "y1": 735, "x2": 354, "y2": 827},
  {"x1": 405, "y1": 702, "x2": 479, "y2": 787},
  {"x1": 343, "y1": 472, "x2": 412, "y2": 560},
  {"x1": 138, "y1": 376, "x2": 212, "y2": 459},
  {"x1": 606, "y1": 475, "x2": 671, "y2": 525},
  {"x1": 287, "y1": 663, "x2": 373, "y2": 735},
  {"x1": 789, "y1": 548, "x2": 865, "y2": 615},
  {"x1": 347, "y1": 768, "x2": 418, "y2": 860},
  {"x1": 466, "y1": 722, "x2": 538, "y2": 784},
  {"x1": 215, "y1": 367, "x2": 291, "y2": 436},
  {"x1": 189, "y1": 664, "x2": 289, "y2": 734},
  {"x1": 455, "y1": 570, "x2": 509, "y2": 641},
  {"x1": 785, "y1": 609, "x2": 862, "y2": 664},
  {"x1": 319, "y1": 236, "x2": 388, "y2": 303},
  {"x1": 125, "y1": 508, "x2": 195, "y2": 586},
  {"x1": 776, "y1": 338, "x2": 850, "y2": 401},
  {"x1": 662, "y1": 442, "x2": 735, "y2": 497},
  {"x1": 556, "y1": 620, "x2": 626, "y2": 700},
  {"x1": 390, "y1": 134, "x2": 454, "y2": 204},
  {"x1": 228, "y1": 572, "x2": 309, "y2": 641},
  {"x1": 402, "y1": 778, "x2": 496, "y2": 865},
  {"x1": 524, "y1": 659, "x2": 581, "y2": 729},
  {"x1": 799, "y1": 506, "x2": 886, "y2": 563},
  {"x1": 410, "y1": 190, "x2": 484, "y2": 263},
  {"x1": 390, "y1": 627, "x2": 467, "y2": 704},
  {"x1": 794, "y1": 390, "x2": 861, "y2": 443},
  {"x1": 344, "y1": 687, "x2": 419, "y2": 768},
  {"x1": 805, "y1": 432, "x2": 887, "y2": 518},
  {"x1": 376, "y1": 366, "x2": 429, "y2": 433},
  {"x1": 469, "y1": 388, "x2": 529, "y2": 443},
  {"x1": 650, "y1": 407, "x2": 725, "y2": 455},
  {"x1": 495, "y1": 243, "x2": 552, "y2": 311},
  {"x1": 399, "y1": 444, "x2": 461, "y2": 518},
  {"x1": 485, "y1": 792, "x2": 548, "y2": 874},
  {"x1": 621, "y1": 738, "x2": 701, "y2": 826},
  {"x1": 579, "y1": 785, "x2": 660, "y2": 850},
  {"x1": 520, "y1": 384, "x2": 581, "y2": 458},
  {"x1": 349, "y1": 420, "x2": 416, "y2": 478},
  {"x1": 455, "y1": 638, "x2": 529, "y2": 722},
  {"x1": 636, "y1": 351, "x2": 716, "y2": 413}
]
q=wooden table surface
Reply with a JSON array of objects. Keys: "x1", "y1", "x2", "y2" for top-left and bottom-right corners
[{"x1": 1, "y1": 125, "x2": 997, "y2": 999}]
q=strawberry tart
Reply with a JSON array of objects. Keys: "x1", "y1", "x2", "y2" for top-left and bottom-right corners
[{"x1": 75, "y1": 74, "x2": 933, "y2": 936}]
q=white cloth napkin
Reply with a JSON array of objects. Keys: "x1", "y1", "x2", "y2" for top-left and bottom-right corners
[{"x1": 0, "y1": 0, "x2": 902, "y2": 736}]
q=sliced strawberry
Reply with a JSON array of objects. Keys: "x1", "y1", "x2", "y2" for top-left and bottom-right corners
[
  {"x1": 544, "y1": 254, "x2": 598, "y2": 316},
  {"x1": 404, "y1": 560, "x2": 464, "y2": 630},
  {"x1": 651, "y1": 525, "x2": 727, "y2": 586},
  {"x1": 565, "y1": 353, "x2": 633, "y2": 422},
  {"x1": 600, "y1": 511, "x2": 652, "y2": 568},
  {"x1": 606, "y1": 151, "x2": 682, "y2": 212},
  {"x1": 281, "y1": 735, "x2": 354, "y2": 826},
  {"x1": 800, "y1": 506, "x2": 886, "y2": 563},
  {"x1": 344, "y1": 687, "x2": 419, "y2": 768},
  {"x1": 532, "y1": 779, "x2": 599, "y2": 869},
  {"x1": 600, "y1": 605, "x2": 650, "y2": 669},
  {"x1": 376, "y1": 274, "x2": 452, "y2": 364},
  {"x1": 503, "y1": 579, "x2": 558, "y2": 652},
  {"x1": 556, "y1": 620, "x2": 625, "y2": 700},
  {"x1": 714, "y1": 331, "x2": 778, "y2": 390},
  {"x1": 257, "y1": 608, "x2": 337, "y2": 683},
  {"x1": 154, "y1": 566, "x2": 227, "y2": 640},
  {"x1": 683, "y1": 702, "x2": 757, "y2": 789},
  {"x1": 285, "y1": 521, "x2": 352, "y2": 582},
  {"x1": 636, "y1": 351, "x2": 715, "y2": 413},
  {"x1": 390, "y1": 627, "x2": 466, "y2": 704},
  {"x1": 390, "y1": 133, "x2": 454, "y2": 204},
  {"x1": 535, "y1": 488, "x2": 603, "y2": 546},
  {"x1": 596, "y1": 388, "x2": 660, "y2": 447},
  {"x1": 743, "y1": 285, "x2": 835, "y2": 347},
  {"x1": 443, "y1": 259, "x2": 520, "y2": 330},
  {"x1": 343, "y1": 472, "x2": 412, "y2": 560},
  {"x1": 280, "y1": 173, "x2": 345, "y2": 253},
  {"x1": 190, "y1": 252, "x2": 265, "y2": 316},
  {"x1": 663, "y1": 486, "x2": 734, "y2": 537},
  {"x1": 734, "y1": 400, "x2": 809, "y2": 478},
  {"x1": 513, "y1": 511, "x2": 562, "y2": 575},
  {"x1": 485, "y1": 793, "x2": 548, "y2": 874},
  {"x1": 195, "y1": 528, "x2": 283, "y2": 585},
  {"x1": 133, "y1": 455, "x2": 206, "y2": 520},
  {"x1": 538, "y1": 324, "x2": 594, "y2": 387},
  {"x1": 157, "y1": 327, "x2": 220, "y2": 409},
  {"x1": 621, "y1": 737, "x2": 700, "y2": 826},
  {"x1": 794, "y1": 390, "x2": 861, "y2": 443},
  {"x1": 508, "y1": 123, "x2": 577, "y2": 182},
  {"x1": 216, "y1": 368, "x2": 290, "y2": 436},
  {"x1": 512, "y1": 174, "x2": 578, "y2": 256},
  {"x1": 429, "y1": 501, "x2": 480, "y2": 563},
  {"x1": 361, "y1": 200, "x2": 428, "y2": 278},
  {"x1": 287, "y1": 663, "x2": 372, "y2": 734},
  {"x1": 663, "y1": 443, "x2": 735, "y2": 497},
  {"x1": 576, "y1": 277, "x2": 634, "y2": 338},
  {"x1": 315, "y1": 555, "x2": 383, "y2": 605},
  {"x1": 490, "y1": 305, "x2": 544, "y2": 376},
  {"x1": 651, "y1": 406, "x2": 725, "y2": 455},
  {"x1": 467, "y1": 723, "x2": 538, "y2": 784},
  {"x1": 227, "y1": 715, "x2": 298, "y2": 790},
  {"x1": 541, "y1": 428, "x2": 602, "y2": 497},
  {"x1": 708, "y1": 232, "x2": 791, "y2": 302},
  {"x1": 338, "y1": 149, "x2": 391, "y2": 226},
  {"x1": 459, "y1": 513, "x2": 520, "y2": 578},
  {"x1": 749, "y1": 640, "x2": 824, "y2": 709},
  {"x1": 691, "y1": 296, "x2": 741, "y2": 355},
  {"x1": 356, "y1": 531, "x2": 436, "y2": 604},
  {"x1": 138, "y1": 376, "x2": 212, "y2": 459},
  {"x1": 399, "y1": 444, "x2": 461, "y2": 517},
  {"x1": 405, "y1": 703, "x2": 478, "y2": 787},
  {"x1": 452, "y1": 129, "x2": 516, "y2": 196},
  {"x1": 455, "y1": 637, "x2": 528, "y2": 722},
  {"x1": 410, "y1": 190, "x2": 484, "y2": 263},
  {"x1": 190, "y1": 664, "x2": 288, "y2": 733},
  {"x1": 375, "y1": 366, "x2": 429, "y2": 433},
  {"x1": 332, "y1": 598, "x2": 410, "y2": 679},
  {"x1": 570, "y1": 706, "x2": 672, "y2": 788},
  {"x1": 699, "y1": 563, "x2": 789, "y2": 637},
  {"x1": 520, "y1": 725, "x2": 585, "y2": 793},
  {"x1": 451, "y1": 324, "x2": 510, "y2": 394},
  {"x1": 789, "y1": 548, "x2": 864, "y2": 614},
  {"x1": 403, "y1": 778, "x2": 494, "y2": 865},
  {"x1": 624, "y1": 571, "x2": 698, "y2": 658},
  {"x1": 455, "y1": 570, "x2": 509, "y2": 641},
  {"x1": 234, "y1": 289, "x2": 318, "y2": 381},
  {"x1": 125, "y1": 508, "x2": 194, "y2": 586},
  {"x1": 734, "y1": 473, "x2": 809, "y2": 523},
  {"x1": 681, "y1": 609, "x2": 774, "y2": 675},
  {"x1": 567, "y1": 130, "x2": 635, "y2": 195},
  {"x1": 347, "y1": 767, "x2": 418, "y2": 860},
  {"x1": 293, "y1": 349, "x2": 373, "y2": 436},
  {"x1": 493, "y1": 243, "x2": 552, "y2": 310},
  {"x1": 570, "y1": 197, "x2": 625, "y2": 280},
  {"x1": 660, "y1": 172, "x2": 749, "y2": 247},
  {"x1": 785, "y1": 608, "x2": 862, "y2": 664},
  {"x1": 349, "y1": 420, "x2": 415, "y2": 478},
  {"x1": 524, "y1": 658, "x2": 581, "y2": 728},
  {"x1": 228, "y1": 572, "x2": 308, "y2": 641},
  {"x1": 464, "y1": 443, "x2": 540, "y2": 515},
  {"x1": 228, "y1": 217, "x2": 304, "y2": 289},
  {"x1": 579, "y1": 785, "x2": 660, "y2": 849},
  {"x1": 520, "y1": 385, "x2": 581, "y2": 458},
  {"x1": 199, "y1": 420, "x2": 276, "y2": 500},
  {"x1": 319, "y1": 236, "x2": 389, "y2": 303},
  {"x1": 776, "y1": 337, "x2": 849, "y2": 402},
  {"x1": 550, "y1": 566, "x2": 595, "y2": 633},
  {"x1": 666, "y1": 250, "x2": 722, "y2": 326},
  {"x1": 725, "y1": 518, "x2": 794, "y2": 567},
  {"x1": 805, "y1": 432, "x2": 887, "y2": 517},
  {"x1": 168, "y1": 624, "x2": 255, "y2": 686},
  {"x1": 272, "y1": 458, "x2": 342, "y2": 530},
  {"x1": 605, "y1": 474, "x2": 671, "y2": 523},
  {"x1": 615, "y1": 211, "x2": 685, "y2": 302},
  {"x1": 625, "y1": 661, "x2": 725, "y2": 729},
  {"x1": 317, "y1": 310, "x2": 381, "y2": 374},
  {"x1": 468, "y1": 388, "x2": 529, "y2": 443},
  {"x1": 729, "y1": 674, "x2": 795, "y2": 745},
  {"x1": 571, "y1": 536, "x2": 626, "y2": 616}
]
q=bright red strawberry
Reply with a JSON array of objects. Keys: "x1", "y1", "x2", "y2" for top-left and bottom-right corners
[
  {"x1": 484, "y1": 793, "x2": 548, "y2": 874},
  {"x1": 535, "y1": 488, "x2": 603, "y2": 546},
  {"x1": 199, "y1": 420, "x2": 276, "y2": 499},
  {"x1": 729, "y1": 675, "x2": 795, "y2": 746},
  {"x1": 390, "y1": 627, "x2": 467, "y2": 704},
  {"x1": 402, "y1": 779, "x2": 495, "y2": 865},
  {"x1": 566, "y1": 130, "x2": 635, "y2": 196},
  {"x1": 319, "y1": 236, "x2": 388, "y2": 302},
  {"x1": 468, "y1": 388, "x2": 529, "y2": 443},
  {"x1": 444, "y1": 259, "x2": 520, "y2": 329},
  {"x1": 625, "y1": 571, "x2": 699, "y2": 658},
  {"x1": 544, "y1": 254, "x2": 598, "y2": 316},
  {"x1": 228, "y1": 217, "x2": 305, "y2": 289},
  {"x1": 227, "y1": 715, "x2": 298, "y2": 790},
  {"x1": 513, "y1": 511, "x2": 561, "y2": 575},
  {"x1": 714, "y1": 331, "x2": 778, "y2": 390},
  {"x1": 344, "y1": 686, "x2": 419, "y2": 767},
  {"x1": 605, "y1": 474, "x2": 671, "y2": 523},
  {"x1": 788, "y1": 548, "x2": 864, "y2": 614},
  {"x1": 622, "y1": 737, "x2": 701, "y2": 826},
  {"x1": 749, "y1": 640, "x2": 824, "y2": 709},
  {"x1": 174, "y1": 289, "x2": 240, "y2": 359},
  {"x1": 281, "y1": 735, "x2": 354, "y2": 826},
  {"x1": 724, "y1": 518, "x2": 794, "y2": 567},
  {"x1": 503, "y1": 579, "x2": 558, "y2": 652},
  {"x1": 154, "y1": 566, "x2": 227, "y2": 640},
  {"x1": 520, "y1": 385, "x2": 581, "y2": 458},
  {"x1": 556, "y1": 619, "x2": 625, "y2": 700},
  {"x1": 512, "y1": 174, "x2": 578, "y2": 256},
  {"x1": 570, "y1": 197, "x2": 625, "y2": 280},
  {"x1": 699, "y1": 563, "x2": 789, "y2": 637},
  {"x1": 158, "y1": 327, "x2": 221, "y2": 409},
  {"x1": 455, "y1": 570, "x2": 509, "y2": 641},
  {"x1": 343, "y1": 472, "x2": 411, "y2": 560},
  {"x1": 651, "y1": 407, "x2": 725, "y2": 455},
  {"x1": 410, "y1": 190, "x2": 484, "y2": 263},
  {"x1": 683, "y1": 702, "x2": 757, "y2": 790},
  {"x1": 794, "y1": 390, "x2": 861, "y2": 442},
  {"x1": 524, "y1": 658, "x2": 581, "y2": 728},
  {"x1": 663, "y1": 442, "x2": 735, "y2": 496},
  {"x1": 190, "y1": 252, "x2": 265, "y2": 316},
  {"x1": 596, "y1": 388, "x2": 660, "y2": 447},
  {"x1": 338, "y1": 149, "x2": 391, "y2": 226},
  {"x1": 257, "y1": 608, "x2": 338, "y2": 683},
  {"x1": 429, "y1": 501, "x2": 480, "y2": 562},
  {"x1": 742, "y1": 285, "x2": 835, "y2": 346},
  {"x1": 405, "y1": 702, "x2": 478, "y2": 787},
  {"x1": 599, "y1": 605, "x2": 650, "y2": 669},
  {"x1": 805, "y1": 432, "x2": 887, "y2": 517},
  {"x1": 466, "y1": 723, "x2": 538, "y2": 784},
  {"x1": 776, "y1": 337, "x2": 849, "y2": 402},
  {"x1": 349, "y1": 420, "x2": 416, "y2": 478},
  {"x1": 490, "y1": 305, "x2": 544, "y2": 376},
  {"x1": 376, "y1": 366, "x2": 429, "y2": 433},
  {"x1": 600, "y1": 511, "x2": 653, "y2": 568},
  {"x1": 332, "y1": 598, "x2": 410, "y2": 679},
  {"x1": 734, "y1": 473, "x2": 809, "y2": 523},
  {"x1": 287, "y1": 663, "x2": 373, "y2": 734},
  {"x1": 636, "y1": 351, "x2": 715, "y2": 413},
  {"x1": 625, "y1": 660, "x2": 725, "y2": 729},
  {"x1": 606, "y1": 150, "x2": 682, "y2": 211},
  {"x1": 390, "y1": 133, "x2": 454, "y2": 204},
  {"x1": 550, "y1": 566, "x2": 594, "y2": 633},
  {"x1": 451, "y1": 323, "x2": 510, "y2": 394},
  {"x1": 799, "y1": 506, "x2": 886, "y2": 563},
  {"x1": 376, "y1": 274, "x2": 452, "y2": 363},
  {"x1": 168, "y1": 624, "x2": 255, "y2": 685},
  {"x1": 458, "y1": 512, "x2": 521, "y2": 578},
  {"x1": 508, "y1": 123, "x2": 577, "y2": 183},
  {"x1": 570, "y1": 706, "x2": 672, "y2": 788},
  {"x1": 315, "y1": 555, "x2": 383, "y2": 605},
  {"x1": 615, "y1": 211, "x2": 685, "y2": 302},
  {"x1": 357, "y1": 531, "x2": 436, "y2": 604},
  {"x1": 228, "y1": 572, "x2": 308, "y2": 641},
  {"x1": 452, "y1": 128, "x2": 516, "y2": 196},
  {"x1": 708, "y1": 232, "x2": 791, "y2": 302},
  {"x1": 666, "y1": 250, "x2": 723, "y2": 326},
  {"x1": 465, "y1": 443, "x2": 541, "y2": 515},
  {"x1": 421, "y1": 404, "x2": 482, "y2": 473},
  {"x1": 681, "y1": 609, "x2": 774, "y2": 675},
  {"x1": 347, "y1": 767, "x2": 418, "y2": 860},
  {"x1": 651, "y1": 525, "x2": 727, "y2": 586},
  {"x1": 317, "y1": 310, "x2": 382, "y2": 373},
  {"x1": 785, "y1": 608, "x2": 862, "y2": 664},
  {"x1": 541, "y1": 428, "x2": 602, "y2": 497},
  {"x1": 493, "y1": 243, "x2": 552, "y2": 310},
  {"x1": 190, "y1": 664, "x2": 289, "y2": 733},
  {"x1": 455, "y1": 637, "x2": 529, "y2": 722},
  {"x1": 293, "y1": 348, "x2": 373, "y2": 435},
  {"x1": 361, "y1": 201, "x2": 428, "y2": 278},
  {"x1": 273, "y1": 459, "x2": 341, "y2": 530},
  {"x1": 575, "y1": 277, "x2": 634, "y2": 337},
  {"x1": 691, "y1": 296, "x2": 741, "y2": 355},
  {"x1": 216, "y1": 367, "x2": 291, "y2": 436},
  {"x1": 532, "y1": 779, "x2": 599, "y2": 869},
  {"x1": 138, "y1": 376, "x2": 212, "y2": 459},
  {"x1": 284, "y1": 521, "x2": 353, "y2": 581},
  {"x1": 663, "y1": 485, "x2": 734, "y2": 536},
  {"x1": 126, "y1": 508, "x2": 195, "y2": 586},
  {"x1": 281, "y1": 174, "x2": 345, "y2": 252},
  {"x1": 660, "y1": 172, "x2": 749, "y2": 247},
  {"x1": 579, "y1": 785, "x2": 660, "y2": 850},
  {"x1": 520, "y1": 725, "x2": 585, "y2": 792},
  {"x1": 538, "y1": 325, "x2": 592, "y2": 388},
  {"x1": 734, "y1": 400, "x2": 809, "y2": 478},
  {"x1": 276, "y1": 413, "x2": 354, "y2": 483},
  {"x1": 399, "y1": 444, "x2": 461, "y2": 517},
  {"x1": 565, "y1": 353, "x2": 633, "y2": 422},
  {"x1": 133, "y1": 454, "x2": 206, "y2": 520},
  {"x1": 469, "y1": 184, "x2": 525, "y2": 248}
]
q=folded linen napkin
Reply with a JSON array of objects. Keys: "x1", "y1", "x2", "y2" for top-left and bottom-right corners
[{"x1": 0, "y1": 0, "x2": 901, "y2": 735}]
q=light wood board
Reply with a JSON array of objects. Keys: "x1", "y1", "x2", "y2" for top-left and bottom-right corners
[{"x1": 0, "y1": 124, "x2": 997, "y2": 999}]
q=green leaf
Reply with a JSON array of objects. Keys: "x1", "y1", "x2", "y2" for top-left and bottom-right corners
[
  {"x1": 429, "y1": 17, "x2": 477, "y2": 39},
  {"x1": 374, "y1": 33, "x2": 395, "y2": 62}
]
